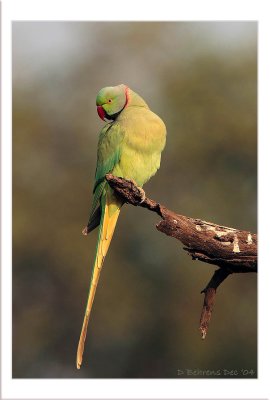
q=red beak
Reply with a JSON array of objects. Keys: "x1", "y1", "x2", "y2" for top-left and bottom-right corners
[{"x1": 97, "y1": 106, "x2": 106, "y2": 121}]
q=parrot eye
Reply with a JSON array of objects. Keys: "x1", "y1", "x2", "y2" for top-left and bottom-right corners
[{"x1": 108, "y1": 99, "x2": 112, "y2": 103}]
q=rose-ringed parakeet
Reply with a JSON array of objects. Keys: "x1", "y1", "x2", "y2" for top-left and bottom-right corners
[{"x1": 77, "y1": 84, "x2": 166, "y2": 369}]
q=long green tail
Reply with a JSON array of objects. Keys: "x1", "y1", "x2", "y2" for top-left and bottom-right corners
[{"x1": 76, "y1": 193, "x2": 121, "y2": 369}]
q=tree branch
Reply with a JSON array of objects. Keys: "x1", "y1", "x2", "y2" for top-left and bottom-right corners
[
  {"x1": 199, "y1": 268, "x2": 232, "y2": 339},
  {"x1": 105, "y1": 174, "x2": 257, "y2": 338}
]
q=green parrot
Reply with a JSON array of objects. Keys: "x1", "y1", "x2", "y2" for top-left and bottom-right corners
[{"x1": 76, "y1": 84, "x2": 166, "y2": 369}]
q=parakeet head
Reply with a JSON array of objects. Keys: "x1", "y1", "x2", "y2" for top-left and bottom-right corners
[{"x1": 96, "y1": 84, "x2": 129, "y2": 121}]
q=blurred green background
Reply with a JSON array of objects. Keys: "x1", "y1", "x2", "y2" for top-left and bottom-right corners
[{"x1": 12, "y1": 21, "x2": 257, "y2": 378}]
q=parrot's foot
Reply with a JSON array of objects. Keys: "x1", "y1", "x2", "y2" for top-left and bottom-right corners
[
  {"x1": 137, "y1": 186, "x2": 146, "y2": 203},
  {"x1": 127, "y1": 179, "x2": 146, "y2": 203}
]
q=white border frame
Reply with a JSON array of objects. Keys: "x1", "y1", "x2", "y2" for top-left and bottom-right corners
[{"x1": 2, "y1": 0, "x2": 270, "y2": 399}]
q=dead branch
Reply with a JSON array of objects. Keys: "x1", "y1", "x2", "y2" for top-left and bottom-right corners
[
  {"x1": 199, "y1": 268, "x2": 232, "y2": 339},
  {"x1": 105, "y1": 174, "x2": 257, "y2": 338}
]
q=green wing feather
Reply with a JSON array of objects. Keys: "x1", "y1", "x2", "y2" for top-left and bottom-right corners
[{"x1": 85, "y1": 122, "x2": 124, "y2": 232}]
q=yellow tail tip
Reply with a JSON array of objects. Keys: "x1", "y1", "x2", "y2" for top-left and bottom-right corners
[{"x1": 76, "y1": 358, "x2": 82, "y2": 369}]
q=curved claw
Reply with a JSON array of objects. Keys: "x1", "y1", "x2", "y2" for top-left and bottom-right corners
[{"x1": 137, "y1": 187, "x2": 146, "y2": 203}]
